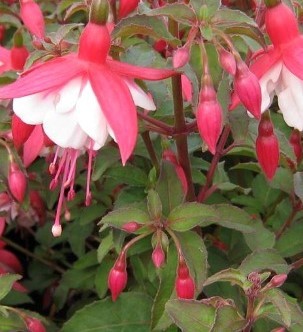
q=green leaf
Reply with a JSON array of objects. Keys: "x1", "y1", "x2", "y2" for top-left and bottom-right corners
[
  {"x1": 113, "y1": 15, "x2": 180, "y2": 47},
  {"x1": 168, "y1": 202, "x2": 216, "y2": 232},
  {"x1": 92, "y1": 146, "x2": 120, "y2": 181},
  {"x1": 211, "y1": 305, "x2": 246, "y2": 332},
  {"x1": 177, "y1": 232, "x2": 208, "y2": 293},
  {"x1": 99, "y1": 206, "x2": 150, "y2": 229},
  {"x1": 97, "y1": 231, "x2": 114, "y2": 263},
  {"x1": 0, "y1": 274, "x2": 21, "y2": 301},
  {"x1": 147, "y1": 189, "x2": 162, "y2": 220},
  {"x1": 214, "y1": 8, "x2": 256, "y2": 26},
  {"x1": 155, "y1": 160, "x2": 185, "y2": 216},
  {"x1": 211, "y1": 204, "x2": 255, "y2": 233},
  {"x1": 239, "y1": 249, "x2": 290, "y2": 275},
  {"x1": 67, "y1": 221, "x2": 94, "y2": 257},
  {"x1": 294, "y1": 172, "x2": 303, "y2": 203},
  {"x1": 166, "y1": 299, "x2": 216, "y2": 332},
  {"x1": 275, "y1": 221, "x2": 303, "y2": 257},
  {"x1": 61, "y1": 292, "x2": 153, "y2": 332},
  {"x1": 151, "y1": 245, "x2": 178, "y2": 331},
  {"x1": 95, "y1": 258, "x2": 113, "y2": 299},
  {"x1": 139, "y1": 3, "x2": 196, "y2": 25},
  {"x1": 105, "y1": 165, "x2": 148, "y2": 187},
  {"x1": 262, "y1": 289, "x2": 292, "y2": 328},
  {"x1": 203, "y1": 268, "x2": 248, "y2": 289},
  {"x1": 0, "y1": 309, "x2": 25, "y2": 332}
]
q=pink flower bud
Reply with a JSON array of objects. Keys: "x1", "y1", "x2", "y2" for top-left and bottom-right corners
[
  {"x1": 10, "y1": 45, "x2": 29, "y2": 70},
  {"x1": 289, "y1": 130, "x2": 302, "y2": 164},
  {"x1": 265, "y1": 2, "x2": 299, "y2": 47},
  {"x1": 173, "y1": 47, "x2": 190, "y2": 68},
  {"x1": 175, "y1": 260, "x2": 195, "y2": 299},
  {"x1": 25, "y1": 317, "x2": 46, "y2": 332},
  {"x1": 269, "y1": 274, "x2": 287, "y2": 288},
  {"x1": 8, "y1": 163, "x2": 27, "y2": 203},
  {"x1": 218, "y1": 48, "x2": 236, "y2": 75},
  {"x1": 234, "y1": 60, "x2": 261, "y2": 119},
  {"x1": 122, "y1": 221, "x2": 141, "y2": 233},
  {"x1": 196, "y1": 83, "x2": 223, "y2": 155},
  {"x1": 20, "y1": 0, "x2": 45, "y2": 39},
  {"x1": 181, "y1": 74, "x2": 192, "y2": 102},
  {"x1": 108, "y1": 253, "x2": 127, "y2": 301},
  {"x1": 12, "y1": 114, "x2": 35, "y2": 149},
  {"x1": 256, "y1": 114, "x2": 279, "y2": 180},
  {"x1": 118, "y1": 0, "x2": 140, "y2": 19},
  {"x1": 152, "y1": 244, "x2": 165, "y2": 268}
]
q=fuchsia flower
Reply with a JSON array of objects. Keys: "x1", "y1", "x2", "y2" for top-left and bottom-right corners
[
  {"x1": 175, "y1": 257, "x2": 195, "y2": 299},
  {"x1": 0, "y1": 18, "x2": 174, "y2": 236},
  {"x1": 236, "y1": 1, "x2": 303, "y2": 129},
  {"x1": 118, "y1": 0, "x2": 140, "y2": 19}
]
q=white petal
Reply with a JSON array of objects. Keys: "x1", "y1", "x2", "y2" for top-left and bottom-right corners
[
  {"x1": 277, "y1": 66, "x2": 303, "y2": 130},
  {"x1": 43, "y1": 109, "x2": 88, "y2": 149},
  {"x1": 259, "y1": 61, "x2": 282, "y2": 113},
  {"x1": 124, "y1": 79, "x2": 156, "y2": 110},
  {"x1": 75, "y1": 82, "x2": 109, "y2": 147},
  {"x1": 55, "y1": 77, "x2": 83, "y2": 114},
  {"x1": 13, "y1": 92, "x2": 55, "y2": 125}
]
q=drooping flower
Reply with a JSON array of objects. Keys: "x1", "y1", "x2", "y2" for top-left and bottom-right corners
[
  {"x1": 8, "y1": 162, "x2": 27, "y2": 203},
  {"x1": 108, "y1": 252, "x2": 127, "y2": 301},
  {"x1": 175, "y1": 256, "x2": 195, "y2": 299},
  {"x1": 0, "y1": 5, "x2": 174, "y2": 236},
  {"x1": 232, "y1": 1, "x2": 303, "y2": 130}
]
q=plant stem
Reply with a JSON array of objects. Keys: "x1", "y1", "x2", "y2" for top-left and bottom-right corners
[
  {"x1": 1, "y1": 236, "x2": 65, "y2": 274},
  {"x1": 244, "y1": 295, "x2": 255, "y2": 332},
  {"x1": 197, "y1": 125, "x2": 230, "y2": 202},
  {"x1": 137, "y1": 111, "x2": 174, "y2": 135},
  {"x1": 141, "y1": 131, "x2": 160, "y2": 174},
  {"x1": 275, "y1": 200, "x2": 301, "y2": 239},
  {"x1": 291, "y1": 257, "x2": 303, "y2": 270}
]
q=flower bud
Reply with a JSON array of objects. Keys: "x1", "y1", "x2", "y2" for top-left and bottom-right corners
[
  {"x1": 108, "y1": 253, "x2": 127, "y2": 301},
  {"x1": 175, "y1": 259, "x2": 195, "y2": 299},
  {"x1": 234, "y1": 60, "x2": 261, "y2": 119},
  {"x1": 256, "y1": 113, "x2": 279, "y2": 180},
  {"x1": 51, "y1": 224, "x2": 62, "y2": 237},
  {"x1": 152, "y1": 244, "x2": 165, "y2": 268},
  {"x1": 122, "y1": 221, "x2": 142, "y2": 233},
  {"x1": 118, "y1": 0, "x2": 140, "y2": 19},
  {"x1": 173, "y1": 47, "x2": 190, "y2": 68},
  {"x1": 10, "y1": 45, "x2": 29, "y2": 71},
  {"x1": 196, "y1": 77, "x2": 223, "y2": 155},
  {"x1": 8, "y1": 162, "x2": 27, "y2": 203},
  {"x1": 218, "y1": 48, "x2": 236, "y2": 75},
  {"x1": 181, "y1": 74, "x2": 192, "y2": 102},
  {"x1": 25, "y1": 317, "x2": 46, "y2": 332},
  {"x1": 269, "y1": 274, "x2": 287, "y2": 288},
  {"x1": 289, "y1": 129, "x2": 302, "y2": 164},
  {"x1": 265, "y1": 2, "x2": 298, "y2": 47},
  {"x1": 12, "y1": 115, "x2": 35, "y2": 149},
  {"x1": 20, "y1": 0, "x2": 45, "y2": 39}
]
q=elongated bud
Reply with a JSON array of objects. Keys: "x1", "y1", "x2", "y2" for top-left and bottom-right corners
[
  {"x1": 122, "y1": 221, "x2": 142, "y2": 233},
  {"x1": 173, "y1": 47, "x2": 190, "y2": 68},
  {"x1": 196, "y1": 75, "x2": 223, "y2": 155},
  {"x1": 25, "y1": 317, "x2": 46, "y2": 332},
  {"x1": 175, "y1": 258, "x2": 195, "y2": 299},
  {"x1": 181, "y1": 74, "x2": 192, "y2": 102},
  {"x1": 218, "y1": 47, "x2": 236, "y2": 75},
  {"x1": 108, "y1": 253, "x2": 127, "y2": 301},
  {"x1": 289, "y1": 129, "x2": 302, "y2": 164},
  {"x1": 118, "y1": 0, "x2": 140, "y2": 19},
  {"x1": 20, "y1": 0, "x2": 45, "y2": 39},
  {"x1": 152, "y1": 244, "x2": 165, "y2": 268},
  {"x1": 8, "y1": 162, "x2": 27, "y2": 203},
  {"x1": 256, "y1": 113, "x2": 279, "y2": 180},
  {"x1": 268, "y1": 274, "x2": 287, "y2": 288},
  {"x1": 234, "y1": 59, "x2": 261, "y2": 119},
  {"x1": 265, "y1": 2, "x2": 299, "y2": 47}
]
